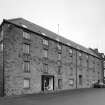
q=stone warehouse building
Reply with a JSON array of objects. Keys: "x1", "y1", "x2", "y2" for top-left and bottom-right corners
[{"x1": 0, "y1": 18, "x2": 103, "y2": 96}]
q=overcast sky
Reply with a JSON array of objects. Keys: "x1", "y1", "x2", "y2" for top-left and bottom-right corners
[{"x1": 0, "y1": 0, "x2": 105, "y2": 53}]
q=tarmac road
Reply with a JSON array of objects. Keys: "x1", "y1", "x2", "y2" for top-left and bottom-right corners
[{"x1": 0, "y1": 88, "x2": 105, "y2": 105}]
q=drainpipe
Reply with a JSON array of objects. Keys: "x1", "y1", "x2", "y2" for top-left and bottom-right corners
[{"x1": 76, "y1": 51, "x2": 77, "y2": 88}]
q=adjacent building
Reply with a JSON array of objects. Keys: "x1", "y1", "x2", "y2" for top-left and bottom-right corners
[{"x1": 0, "y1": 18, "x2": 103, "y2": 96}]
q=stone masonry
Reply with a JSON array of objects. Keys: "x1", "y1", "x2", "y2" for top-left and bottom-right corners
[{"x1": 0, "y1": 18, "x2": 103, "y2": 96}]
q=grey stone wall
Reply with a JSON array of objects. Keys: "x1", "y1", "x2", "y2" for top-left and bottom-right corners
[
  {"x1": 0, "y1": 26, "x2": 3, "y2": 96},
  {"x1": 2, "y1": 22, "x2": 102, "y2": 96}
]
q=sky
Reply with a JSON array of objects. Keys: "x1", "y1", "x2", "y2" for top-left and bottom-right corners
[{"x1": 0, "y1": 0, "x2": 105, "y2": 53}]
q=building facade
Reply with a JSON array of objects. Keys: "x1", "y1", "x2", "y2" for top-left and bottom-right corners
[
  {"x1": 0, "y1": 18, "x2": 103, "y2": 96},
  {"x1": 90, "y1": 48, "x2": 105, "y2": 83}
]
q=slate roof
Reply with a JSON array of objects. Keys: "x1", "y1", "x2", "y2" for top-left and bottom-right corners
[{"x1": 3, "y1": 18, "x2": 99, "y2": 58}]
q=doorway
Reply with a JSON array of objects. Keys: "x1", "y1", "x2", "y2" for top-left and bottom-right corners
[
  {"x1": 41, "y1": 75, "x2": 54, "y2": 92},
  {"x1": 79, "y1": 75, "x2": 82, "y2": 86}
]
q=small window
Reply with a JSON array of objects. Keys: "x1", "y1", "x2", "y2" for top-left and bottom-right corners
[
  {"x1": 57, "y1": 43, "x2": 61, "y2": 50},
  {"x1": 23, "y1": 43, "x2": 30, "y2": 54},
  {"x1": 86, "y1": 55, "x2": 88, "y2": 59},
  {"x1": 24, "y1": 78, "x2": 30, "y2": 88},
  {"x1": 43, "y1": 49, "x2": 48, "y2": 58},
  {"x1": 23, "y1": 61, "x2": 30, "y2": 72},
  {"x1": 104, "y1": 70, "x2": 105, "y2": 77},
  {"x1": 69, "y1": 79, "x2": 74, "y2": 86},
  {"x1": 58, "y1": 53, "x2": 61, "y2": 60},
  {"x1": 22, "y1": 24, "x2": 28, "y2": 28},
  {"x1": 43, "y1": 38, "x2": 48, "y2": 46},
  {"x1": 57, "y1": 60, "x2": 61, "y2": 67},
  {"x1": 1, "y1": 30, "x2": 3, "y2": 40},
  {"x1": 43, "y1": 64, "x2": 48, "y2": 73},
  {"x1": 69, "y1": 48, "x2": 73, "y2": 54},
  {"x1": 79, "y1": 52, "x2": 82, "y2": 57},
  {"x1": 104, "y1": 61, "x2": 105, "y2": 68},
  {"x1": 58, "y1": 79, "x2": 62, "y2": 89},
  {"x1": 70, "y1": 67, "x2": 73, "y2": 76},
  {"x1": 41, "y1": 32, "x2": 47, "y2": 36},
  {"x1": 58, "y1": 66, "x2": 62, "y2": 74},
  {"x1": 23, "y1": 31, "x2": 30, "y2": 39},
  {"x1": 0, "y1": 43, "x2": 3, "y2": 51}
]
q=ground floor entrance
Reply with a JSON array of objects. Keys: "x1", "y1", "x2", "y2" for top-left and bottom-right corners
[{"x1": 41, "y1": 75, "x2": 54, "y2": 92}]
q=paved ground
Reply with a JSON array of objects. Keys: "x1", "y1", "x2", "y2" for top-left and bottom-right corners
[{"x1": 0, "y1": 88, "x2": 105, "y2": 105}]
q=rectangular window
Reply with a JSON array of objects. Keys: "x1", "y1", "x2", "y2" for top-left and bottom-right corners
[
  {"x1": 79, "y1": 52, "x2": 82, "y2": 57},
  {"x1": 104, "y1": 61, "x2": 105, "y2": 68},
  {"x1": 70, "y1": 67, "x2": 73, "y2": 76},
  {"x1": 0, "y1": 29, "x2": 3, "y2": 40},
  {"x1": 24, "y1": 78, "x2": 30, "y2": 89},
  {"x1": 23, "y1": 31, "x2": 30, "y2": 39},
  {"x1": 43, "y1": 38, "x2": 48, "y2": 46},
  {"x1": 86, "y1": 55, "x2": 89, "y2": 59},
  {"x1": 23, "y1": 61, "x2": 30, "y2": 72},
  {"x1": 43, "y1": 64, "x2": 48, "y2": 73},
  {"x1": 57, "y1": 43, "x2": 62, "y2": 50},
  {"x1": 23, "y1": 43, "x2": 30, "y2": 54},
  {"x1": 57, "y1": 60, "x2": 61, "y2": 67},
  {"x1": 43, "y1": 49, "x2": 48, "y2": 58},
  {"x1": 58, "y1": 66, "x2": 62, "y2": 74},
  {"x1": 58, "y1": 53, "x2": 61, "y2": 60},
  {"x1": 69, "y1": 79, "x2": 74, "y2": 86},
  {"x1": 0, "y1": 42, "x2": 3, "y2": 51},
  {"x1": 58, "y1": 79, "x2": 62, "y2": 89},
  {"x1": 69, "y1": 48, "x2": 73, "y2": 54},
  {"x1": 104, "y1": 70, "x2": 105, "y2": 77}
]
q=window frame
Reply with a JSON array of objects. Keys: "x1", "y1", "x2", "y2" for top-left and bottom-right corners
[
  {"x1": 58, "y1": 53, "x2": 61, "y2": 60},
  {"x1": 43, "y1": 38, "x2": 49, "y2": 46},
  {"x1": 69, "y1": 79, "x2": 74, "y2": 86},
  {"x1": 23, "y1": 78, "x2": 30, "y2": 89},
  {"x1": 23, "y1": 43, "x2": 30, "y2": 54},
  {"x1": 23, "y1": 31, "x2": 30, "y2": 40},
  {"x1": 23, "y1": 61, "x2": 30, "y2": 73},
  {"x1": 43, "y1": 49, "x2": 48, "y2": 58},
  {"x1": 57, "y1": 43, "x2": 62, "y2": 50},
  {"x1": 58, "y1": 79, "x2": 62, "y2": 89},
  {"x1": 0, "y1": 42, "x2": 3, "y2": 51},
  {"x1": 43, "y1": 63, "x2": 48, "y2": 73}
]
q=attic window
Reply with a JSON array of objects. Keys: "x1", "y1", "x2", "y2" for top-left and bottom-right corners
[
  {"x1": 56, "y1": 37, "x2": 60, "y2": 42},
  {"x1": 22, "y1": 24, "x2": 28, "y2": 28},
  {"x1": 67, "y1": 43, "x2": 71, "y2": 46},
  {"x1": 41, "y1": 32, "x2": 47, "y2": 36}
]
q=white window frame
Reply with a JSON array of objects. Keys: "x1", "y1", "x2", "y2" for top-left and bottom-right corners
[
  {"x1": 57, "y1": 43, "x2": 61, "y2": 50},
  {"x1": 23, "y1": 43, "x2": 30, "y2": 54},
  {"x1": 23, "y1": 31, "x2": 30, "y2": 39},
  {"x1": 43, "y1": 39, "x2": 48, "y2": 46},
  {"x1": 0, "y1": 43, "x2": 3, "y2": 51},
  {"x1": 43, "y1": 49, "x2": 48, "y2": 58},
  {"x1": 69, "y1": 79, "x2": 74, "y2": 86},
  {"x1": 58, "y1": 79, "x2": 62, "y2": 89},
  {"x1": 79, "y1": 52, "x2": 82, "y2": 57},
  {"x1": 23, "y1": 61, "x2": 30, "y2": 72},
  {"x1": 43, "y1": 63, "x2": 48, "y2": 73},
  {"x1": 69, "y1": 48, "x2": 73, "y2": 54},
  {"x1": 24, "y1": 78, "x2": 30, "y2": 88},
  {"x1": 58, "y1": 53, "x2": 61, "y2": 60}
]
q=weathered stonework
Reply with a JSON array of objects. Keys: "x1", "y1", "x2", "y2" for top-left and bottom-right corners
[{"x1": 0, "y1": 18, "x2": 103, "y2": 96}]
